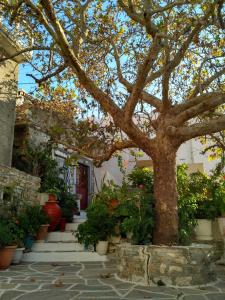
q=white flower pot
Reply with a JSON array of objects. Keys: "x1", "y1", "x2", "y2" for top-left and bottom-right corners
[
  {"x1": 96, "y1": 241, "x2": 108, "y2": 255},
  {"x1": 12, "y1": 248, "x2": 25, "y2": 264},
  {"x1": 195, "y1": 219, "x2": 213, "y2": 241}
]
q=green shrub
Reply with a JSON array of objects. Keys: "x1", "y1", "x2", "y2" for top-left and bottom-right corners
[
  {"x1": 116, "y1": 189, "x2": 154, "y2": 245},
  {"x1": 0, "y1": 220, "x2": 18, "y2": 248},
  {"x1": 76, "y1": 202, "x2": 116, "y2": 246},
  {"x1": 128, "y1": 167, "x2": 154, "y2": 192},
  {"x1": 18, "y1": 205, "x2": 49, "y2": 237}
]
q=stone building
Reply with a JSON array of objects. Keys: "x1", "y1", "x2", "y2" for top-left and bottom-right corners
[{"x1": 0, "y1": 25, "x2": 28, "y2": 166}]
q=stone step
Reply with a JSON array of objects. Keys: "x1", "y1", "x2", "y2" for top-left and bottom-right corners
[
  {"x1": 65, "y1": 223, "x2": 80, "y2": 231},
  {"x1": 22, "y1": 251, "x2": 107, "y2": 262},
  {"x1": 47, "y1": 231, "x2": 77, "y2": 242},
  {"x1": 72, "y1": 216, "x2": 86, "y2": 224},
  {"x1": 32, "y1": 242, "x2": 84, "y2": 252}
]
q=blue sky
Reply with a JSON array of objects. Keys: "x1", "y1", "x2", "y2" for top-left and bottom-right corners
[{"x1": 18, "y1": 63, "x2": 36, "y2": 92}]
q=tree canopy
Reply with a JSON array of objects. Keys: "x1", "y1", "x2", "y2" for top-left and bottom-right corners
[{"x1": 1, "y1": 0, "x2": 225, "y2": 244}]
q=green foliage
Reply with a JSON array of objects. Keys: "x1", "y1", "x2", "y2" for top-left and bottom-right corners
[
  {"x1": 18, "y1": 205, "x2": 49, "y2": 237},
  {"x1": 116, "y1": 189, "x2": 154, "y2": 245},
  {"x1": 128, "y1": 167, "x2": 154, "y2": 193},
  {"x1": 177, "y1": 163, "x2": 225, "y2": 244},
  {"x1": 76, "y1": 202, "x2": 116, "y2": 246},
  {"x1": 177, "y1": 165, "x2": 198, "y2": 245},
  {"x1": 92, "y1": 180, "x2": 121, "y2": 205},
  {"x1": 13, "y1": 143, "x2": 79, "y2": 218},
  {"x1": 58, "y1": 191, "x2": 78, "y2": 222},
  {"x1": 0, "y1": 219, "x2": 18, "y2": 248}
]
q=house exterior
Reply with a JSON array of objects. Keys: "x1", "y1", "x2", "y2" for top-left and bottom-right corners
[
  {"x1": 94, "y1": 140, "x2": 219, "y2": 191},
  {"x1": 14, "y1": 91, "x2": 95, "y2": 211},
  {"x1": 0, "y1": 25, "x2": 28, "y2": 167},
  {"x1": 15, "y1": 91, "x2": 220, "y2": 208}
]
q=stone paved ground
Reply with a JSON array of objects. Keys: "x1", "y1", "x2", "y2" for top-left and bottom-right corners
[{"x1": 0, "y1": 259, "x2": 224, "y2": 300}]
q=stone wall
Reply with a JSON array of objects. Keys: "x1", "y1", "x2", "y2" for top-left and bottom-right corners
[
  {"x1": 0, "y1": 164, "x2": 41, "y2": 203},
  {"x1": 116, "y1": 243, "x2": 217, "y2": 286}
]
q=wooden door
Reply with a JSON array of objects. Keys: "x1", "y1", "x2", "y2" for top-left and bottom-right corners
[{"x1": 76, "y1": 163, "x2": 89, "y2": 210}]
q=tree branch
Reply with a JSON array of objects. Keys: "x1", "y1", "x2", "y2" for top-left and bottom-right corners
[
  {"x1": 26, "y1": 63, "x2": 67, "y2": 84},
  {"x1": 124, "y1": 37, "x2": 161, "y2": 121},
  {"x1": 190, "y1": 67, "x2": 225, "y2": 98},
  {"x1": 172, "y1": 92, "x2": 225, "y2": 125},
  {"x1": 0, "y1": 46, "x2": 52, "y2": 63},
  {"x1": 167, "y1": 115, "x2": 225, "y2": 141}
]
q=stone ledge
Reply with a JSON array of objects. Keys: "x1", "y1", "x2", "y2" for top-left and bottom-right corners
[{"x1": 116, "y1": 243, "x2": 216, "y2": 287}]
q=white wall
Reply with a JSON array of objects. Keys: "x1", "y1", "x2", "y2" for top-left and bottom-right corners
[{"x1": 93, "y1": 139, "x2": 219, "y2": 192}]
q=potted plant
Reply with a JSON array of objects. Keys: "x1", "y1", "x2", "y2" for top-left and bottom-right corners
[
  {"x1": 18, "y1": 205, "x2": 45, "y2": 250},
  {"x1": 115, "y1": 189, "x2": 154, "y2": 245},
  {"x1": 0, "y1": 220, "x2": 17, "y2": 269},
  {"x1": 12, "y1": 224, "x2": 25, "y2": 264},
  {"x1": 76, "y1": 202, "x2": 116, "y2": 255},
  {"x1": 35, "y1": 208, "x2": 50, "y2": 242},
  {"x1": 46, "y1": 188, "x2": 59, "y2": 202},
  {"x1": 58, "y1": 191, "x2": 79, "y2": 229},
  {"x1": 43, "y1": 190, "x2": 62, "y2": 231}
]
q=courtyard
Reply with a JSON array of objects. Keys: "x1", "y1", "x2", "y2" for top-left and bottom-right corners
[{"x1": 0, "y1": 260, "x2": 225, "y2": 300}]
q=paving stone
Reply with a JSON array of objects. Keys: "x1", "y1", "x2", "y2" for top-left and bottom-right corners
[
  {"x1": 0, "y1": 282, "x2": 17, "y2": 289},
  {"x1": 206, "y1": 293, "x2": 225, "y2": 300},
  {"x1": 40, "y1": 283, "x2": 73, "y2": 290},
  {"x1": 56, "y1": 278, "x2": 85, "y2": 284},
  {"x1": 70, "y1": 283, "x2": 112, "y2": 291},
  {"x1": 180, "y1": 288, "x2": 205, "y2": 294},
  {"x1": 127, "y1": 289, "x2": 174, "y2": 299},
  {"x1": 86, "y1": 279, "x2": 101, "y2": 285},
  {"x1": 0, "y1": 291, "x2": 24, "y2": 300},
  {"x1": 16, "y1": 290, "x2": 78, "y2": 300},
  {"x1": 111, "y1": 282, "x2": 134, "y2": 289},
  {"x1": 17, "y1": 284, "x2": 40, "y2": 291},
  {"x1": 182, "y1": 296, "x2": 206, "y2": 300},
  {"x1": 135, "y1": 286, "x2": 178, "y2": 296},
  {"x1": 78, "y1": 291, "x2": 118, "y2": 298},
  {"x1": 54, "y1": 266, "x2": 82, "y2": 273}
]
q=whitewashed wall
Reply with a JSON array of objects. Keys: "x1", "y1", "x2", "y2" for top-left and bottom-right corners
[{"x1": 94, "y1": 139, "x2": 219, "y2": 192}]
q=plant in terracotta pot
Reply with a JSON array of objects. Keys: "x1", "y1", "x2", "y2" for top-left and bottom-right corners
[
  {"x1": 76, "y1": 202, "x2": 116, "y2": 255},
  {"x1": 0, "y1": 220, "x2": 17, "y2": 269},
  {"x1": 18, "y1": 205, "x2": 45, "y2": 250},
  {"x1": 58, "y1": 190, "x2": 79, "y2": 226},
  {"x1": 128, "y1": 167, "x2": 154, "y2": 193},
  {"x1": 35, "y1": 208, "x2": 50, "y2": 242},
  {"x1": 92, "y1": 181, "x2": 121, "y2": 211}
]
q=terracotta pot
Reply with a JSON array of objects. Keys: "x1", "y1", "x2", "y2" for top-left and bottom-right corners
[
  {"x1": 43, "y1": 201, "x2": 62, "y2": 231},
  {"x1": 48, "y1": 194, "x2": 57, "y2": 202},
  {"x1": 109, "y1": 199, "x2": 119, "y2": 210},
  {"x1": 36, "y1": 224, "x2": 49, "y2": 242},
  {"x1": 60, "y1": 218, "x2": 66, "y2": 232},
  {"x1": 12, "y1": 248, "x2": 25, "y2": 265},
  {"x1": 0, "y1": 246, "x2": 17, "y2": 269}
]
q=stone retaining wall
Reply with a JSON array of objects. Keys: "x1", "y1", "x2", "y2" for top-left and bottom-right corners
[
  {"x1": 116, "y1": 243, "x2": 216, "y2": 286},
  {"x1": 0, "y1": 164, "x2": 40, "y2": 203}
]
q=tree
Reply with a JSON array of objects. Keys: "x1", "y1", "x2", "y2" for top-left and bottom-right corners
[{"x1": 1, "y1": 0, "x2": 225, "y2": 245}]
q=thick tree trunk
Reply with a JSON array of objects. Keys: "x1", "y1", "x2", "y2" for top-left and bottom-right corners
[{"x1": 152, "y1": 151, "x2": 178, "y2": 245}]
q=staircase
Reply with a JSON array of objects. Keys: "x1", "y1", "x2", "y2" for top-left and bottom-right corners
[{"x1": 22, "y1": 218, "x2": 108, "y2": 262}]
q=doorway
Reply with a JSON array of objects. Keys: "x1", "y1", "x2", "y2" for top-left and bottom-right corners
[{"x1": 76, "y1": 163, "x2": 89, "y2": 210}]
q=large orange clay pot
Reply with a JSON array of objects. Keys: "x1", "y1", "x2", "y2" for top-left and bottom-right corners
[
  {"x1": 36, "y1": 224, "x2": 49, "y2": 241},
  {"x1": 0, "y1": 246, "x2": 17, "y2": 269},
  {"x1": 43, "y1": 200, "x2": 62, "y2": 232}
]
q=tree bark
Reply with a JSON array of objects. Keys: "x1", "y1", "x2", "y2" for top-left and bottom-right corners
[{"x1": 152, "y1": 149, "x2": 178, "y2": 245}]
